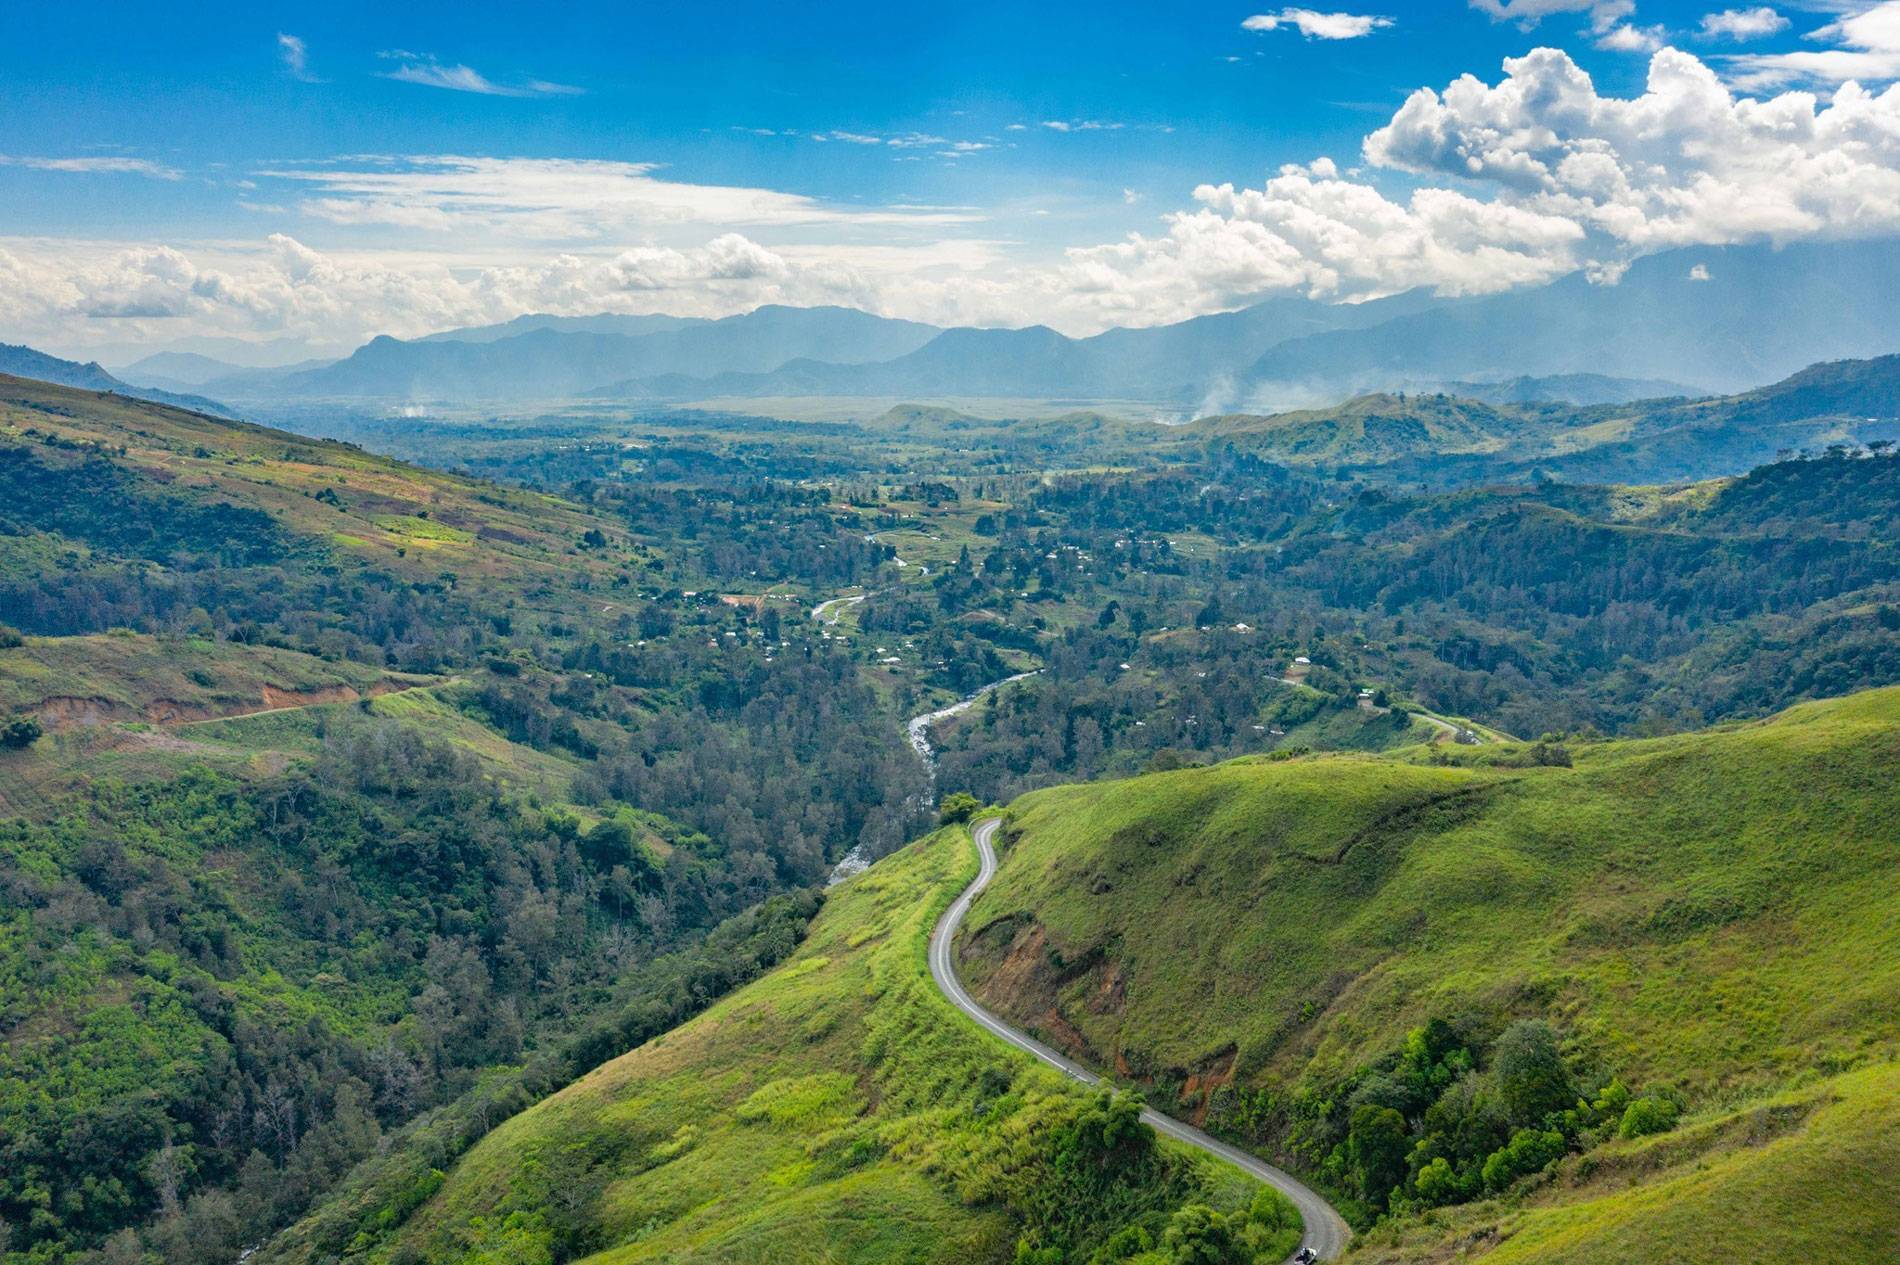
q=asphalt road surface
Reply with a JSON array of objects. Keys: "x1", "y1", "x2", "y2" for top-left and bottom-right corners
[{"x1": 929, "y1": 816, "x2": 1354, "y2": 1262}]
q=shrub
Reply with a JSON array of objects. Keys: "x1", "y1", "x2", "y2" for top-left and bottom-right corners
[
  {"x1": 1481, "y1": 1127, "x2": 1567, "y2": 1193},
  {"x1": 1412, "y1": 1155, "x2": 1474, "y2": 1206},
  {"x1": 0, "y1": 623, "x2": 23, "y2": 648},
  {"x1": 1155, "y1": 1204, "x2": 1240, "y2": 1264},
  {"x1": 1618, "y1": 1095, "x2": 1680, "y2": 1139}
]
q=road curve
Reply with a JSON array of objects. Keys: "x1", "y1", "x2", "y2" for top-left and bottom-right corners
[{"x1": 930, "y1": 817, "x2": 1353, "y2": 1262}]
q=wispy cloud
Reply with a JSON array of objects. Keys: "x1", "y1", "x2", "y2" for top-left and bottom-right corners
[
  {"x1": 1041, "y1": 119, "x2": 1124, "y2": 131},
  {"x1": 0, "y1": 154, "x2": 181, "y2": 179},
  {"x1": 256, "y1": 154, "x2": 981, "y2": 239},
  {"x1": 1242, "y1": 8, "x2": 1394, "y2": 39},
  {"x1": 277, "y1": 33, "x2": 322, "y2": 83},
  {"x1": 1723, "y1": 1, "x2": 1900, "y2": 86},
  {"x1": 378, "y1": 51, "x2": 582, "y2": 98},
  {"x1": 796, "y1": 128, "x2": 995, "y2": 157},
  {"x1": 1467, "y1": 0, "x2": 1633, "y2": 32}
]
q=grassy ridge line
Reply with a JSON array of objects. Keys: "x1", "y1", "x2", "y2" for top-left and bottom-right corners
[
  {"x1": 956, "y1": 687, "x2": 1900, "y2": 1259},
  {"x1": 355, "y1": 827, "x2": 1271, "y2": 1265}
]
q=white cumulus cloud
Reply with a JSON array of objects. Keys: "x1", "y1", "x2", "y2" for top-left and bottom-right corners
[
  {"x1": 1040, "y1": 45, "x2": 1900, "y2": 325},
  {"x1": 1698, "y1": 7, "x2": 1789, "y2": 41}
]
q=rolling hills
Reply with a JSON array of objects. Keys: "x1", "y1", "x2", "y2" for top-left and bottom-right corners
[
  {"x1": 953, "y1": 687, "x2": 1900, "y2": 1261},
  {"x1": 0, "y1": 374, "x2": 945, "y2": 1262}
]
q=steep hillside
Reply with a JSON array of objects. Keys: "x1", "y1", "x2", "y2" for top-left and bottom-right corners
[
  {"x1": 957, "y1": 688, "x2": 1900, "y2": 1259},
  {"x1": 263, "y1": 827, "x2": 1292, "y2": 1265}
]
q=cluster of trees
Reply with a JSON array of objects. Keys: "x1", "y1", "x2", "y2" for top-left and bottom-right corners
[
  {"x1": 876, "y1": 450, "x2": 1900, "y2": 802},
  {"x1": 1208, "y1": 1019, "x2": 1680, "y2": 1223}
]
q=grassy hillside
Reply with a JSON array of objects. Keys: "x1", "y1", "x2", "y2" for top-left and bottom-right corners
[
  {"x1": 1193, "y1": 394, "x2": 1540, "y2": 467},
  {"x1": 275, "y1": 827, "x2": 1294, "y2": 1265},
  {"x1": 957, "y1": 688, "x2": 1900, "y2": 1259},
  {"x1": 0, "y1": 631, "x2": 412, "y2": 722},
  {"x1": 1191, "y1": 355, "x2": 1900, "y2": 485},
  {"x1": 0, "y1": 372, "x2": 624, "y2": 593}
]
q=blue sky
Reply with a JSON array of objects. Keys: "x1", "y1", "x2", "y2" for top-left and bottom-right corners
[{"x1": 2, "y1": 1, "x2": 1897, "y2": 357}]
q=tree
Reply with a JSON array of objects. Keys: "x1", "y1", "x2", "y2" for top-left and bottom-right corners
[
  {"x1": 1491, "y1": 1020, "x2": 1573, "y2": 1126},
  {"x1": 1, "y1": 715, "x2": 42, "y2": 749},
  {"x1": 1347, "y1": 1104, "x2": 1409, "y2": 1204},
  {"x1": 938, "y1": 791, "x2": 982, "y2": 824}
]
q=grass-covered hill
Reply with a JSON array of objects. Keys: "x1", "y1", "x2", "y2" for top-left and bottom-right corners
[
  {"x1": 956, "y1": 687, "x2": 1900, "y2": 1261},
  {"x1": 262, "y1": 826, "x2": 1296, "y2": 1265},
  {"x1": 1191, "y1": 353, "x2": 1900, "y2": 485},
  {"x1": 0, "y1": 372, "x2": 625, "y2": 605},
  {"x1": 1192, "y1": 394, "x2": 1544, "y2": 468}
]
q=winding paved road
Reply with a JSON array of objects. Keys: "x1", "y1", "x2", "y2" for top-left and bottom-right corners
[{"x1": 930, "y1": 817, "x2": 1353, "y2": 1262}]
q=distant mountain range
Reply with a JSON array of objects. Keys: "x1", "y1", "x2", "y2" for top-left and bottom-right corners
[
  {"x1": 35, "y1": 238, "x2": 1900, "y2": 415},
  {"x1": 219, "y1": 305, "x2": 941, "y2": 402},
  {"x1": 0, "y1": 344, "x2": 234, "y2": 416}
]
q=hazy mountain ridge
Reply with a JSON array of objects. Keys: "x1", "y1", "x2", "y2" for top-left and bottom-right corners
[
  {"x1": 0, "y1": 343, "x2": 236, "y2": 417},
  {"x1": 234, "y1": 304, "x2": 941, "y2": 401},
  {"x1": 592, "y1": 241, "x2": 1900, "y2": 409}
]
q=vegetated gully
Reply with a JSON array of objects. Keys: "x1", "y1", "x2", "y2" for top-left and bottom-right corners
[{"x1": 933, "y1": 819, "x2": 1354, "y2": 1262}]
